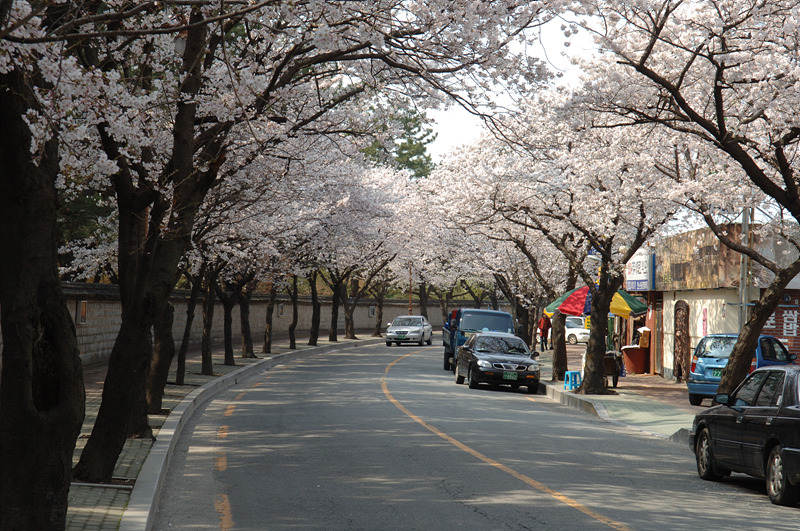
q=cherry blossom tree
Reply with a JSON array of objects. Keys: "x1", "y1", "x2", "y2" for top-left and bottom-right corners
[
  {"x1": 422, "y1": 135, "x2": 576, "y2": 374},
  {"x1": 567, "y1": 0, "x2": 800, "y2": 393},
  {"x1": 429, "y1": 97, "x2": 682, "y2": 392}
]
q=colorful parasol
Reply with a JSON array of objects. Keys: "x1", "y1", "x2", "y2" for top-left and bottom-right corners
[{"x1": 544, "y1": 286, "x2": 647, "y2": 319}]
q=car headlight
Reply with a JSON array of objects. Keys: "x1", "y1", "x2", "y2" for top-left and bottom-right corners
[
  {"x1": 477, "y1": 360, "x2": 492, "y2": 368},
  {"x1": 527, "y1": 365, "x2": 539, "y2": 373}
]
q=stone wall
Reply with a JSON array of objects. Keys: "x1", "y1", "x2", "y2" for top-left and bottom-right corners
[{"x1": 35, "y1": 283, "x2": 445, "y2": 365}]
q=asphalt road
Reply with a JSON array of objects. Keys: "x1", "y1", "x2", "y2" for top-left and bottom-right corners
[{"x1": 152, "y1": 343, "x2": 800, "y2": 530}]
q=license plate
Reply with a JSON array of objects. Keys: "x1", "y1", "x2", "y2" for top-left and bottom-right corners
[
  {"x1": 712, "y1": 368, "x2": 722, "y2": 377},
  {"x1": 503, "y1": 372, "x2": 518, "y2": 381},
  {"x1": 397, "y1": 335, "x2": 406, "y2": 339}
]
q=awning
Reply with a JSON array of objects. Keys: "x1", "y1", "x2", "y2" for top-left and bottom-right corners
[{"x1": 544, "y1": 286, "x2": 647, "y2": 319}]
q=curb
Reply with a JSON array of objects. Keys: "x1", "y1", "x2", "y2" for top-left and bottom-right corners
[
  {"x1": 119, "y1": 338, "x2": 383, "y2": 531},
  {"x1": 538, "y1": 380, "x2": 691, "y2": 444}
]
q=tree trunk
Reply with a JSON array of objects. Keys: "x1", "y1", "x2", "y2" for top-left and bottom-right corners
[
  {"x1": 308, "y1": 271, "x2": 320, "y2": 346},
  {"x1": 343, "y1": 280, "x2": 357, "y2": 339},
  {"x1": 73, "y1": 302, "x2": 156, "y2": 481},
  {"x1": 147, "y1": 301, "x2": 175, "y2": 414},
  {"x1": 239, "y1": 287, "x2": 257, "y2": 358},
  {"x1": 214, "y1": 283, "x2": 237, "y2": 366},
  {"x1": 0, "y1": 69, "x2": 86, "y2": 529},
  {"x1": 288, "y1": 276, "x2": 299, "y2": 349},
  {"x1": 513, "y1": 298, "x2": 532, "y2": 346},
  {"x1": 201, "y1": 279, "x2": 216, "y2": 376},
  {"x1": 719, "y1": 264, "x2": 800, "y2": 393},
  {"x1": 550, "y1": 312, "x2": 568, "y2": 381},
  {"x1": 372, "y1": 284, "x2": 386, "y2": 337},
  {"x1": 418, "y1": 281, "x2": 429, "y2": 318},
  {"x1": 673, "y1": 300, "x2": 690, "y2": 383},
  {"x1": 176, "y1": 270, "x2": 203, "y2": 384},
  {"x1": 262, "y1": 286, "x2": 276, "y2": 354},
  {"x1": 580, "y1": 282, "x2": 622, "y2": 395},
  {"x1": 329, "y1": 282, "x2": 342, "y2": 342}
]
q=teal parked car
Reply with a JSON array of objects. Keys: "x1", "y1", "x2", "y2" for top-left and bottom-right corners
[{"x1": 687, "y1": 334, "x2": 796, "y2": 406}]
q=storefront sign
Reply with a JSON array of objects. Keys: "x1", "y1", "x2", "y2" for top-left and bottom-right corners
[{"x1": 625, "y1": 249, "x2": 655, "y2": 291}]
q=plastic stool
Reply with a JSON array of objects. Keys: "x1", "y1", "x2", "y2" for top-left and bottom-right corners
[{"x1": 564, "y1": 371, "x2": 582, "y2": 390}]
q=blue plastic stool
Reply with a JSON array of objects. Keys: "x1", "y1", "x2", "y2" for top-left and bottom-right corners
[{"x1": 564, "y1": 371, "x2": 582, "y2": 391}]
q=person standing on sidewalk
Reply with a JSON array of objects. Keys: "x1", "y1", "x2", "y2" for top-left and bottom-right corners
[{"x1": 537, "y1": 312, "x2": 551, "y2": 351}]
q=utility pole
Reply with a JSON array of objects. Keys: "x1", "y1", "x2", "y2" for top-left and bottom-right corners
[
  {"x1": 408, "y1": 263, "x2": 413, "y2": 315},
  {"x1": 739, "y1": 207, "x2": 752, "y2": 332}
]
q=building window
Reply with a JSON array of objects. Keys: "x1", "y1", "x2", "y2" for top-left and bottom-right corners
[
  {"x1": 369, "y1": 305, "x2": 376, "y2": 317},
  {"x1": 76, "y1": 300, "x2": 88, "y2": 324},
  {"x1": 278, "y1": 303, "x2": 284, "y2": 317}
]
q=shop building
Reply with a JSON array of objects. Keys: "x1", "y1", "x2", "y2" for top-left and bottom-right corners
[{"x1": 624, "y1": 224, "x2": 800, "y2": 380}]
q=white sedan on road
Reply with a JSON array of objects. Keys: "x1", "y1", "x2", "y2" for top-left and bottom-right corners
[{"x1": 386, "y1": 315, "x2": 433, "y2": 346}]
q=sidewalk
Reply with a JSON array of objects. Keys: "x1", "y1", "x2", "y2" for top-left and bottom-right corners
[
  {"x1": 66, "y1": 338, "x2": 705, "y2": 530},
  {"x1": 536, "y1": 344, "x2": 706, "y2": 442}
]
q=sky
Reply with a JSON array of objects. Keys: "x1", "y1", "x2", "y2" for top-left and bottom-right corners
[{"x1": 427, "y1": 15, "x2": 595, "y2": 162}]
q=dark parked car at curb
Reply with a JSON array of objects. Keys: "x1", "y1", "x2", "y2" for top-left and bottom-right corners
[
  {"x1": 690, "y1": 365, "x2": 800, "y2": 506},
  {"x1": 687, "y1": 334, "x2": 796, "y2": 406},
  {"x1": 442, "y1": 308, "x2": 516, "y2": 371},
  {"x1": 454, "y1": 332, "x2": 539, "y2": 394}
]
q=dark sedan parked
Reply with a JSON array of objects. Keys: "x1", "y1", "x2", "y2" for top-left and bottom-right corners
[
  {"x1": 690, "y1": 365, "x2": 800, "y2": 506},
  {"x1": 454, "y1": 332, "x2": 539, "y2": 394}
]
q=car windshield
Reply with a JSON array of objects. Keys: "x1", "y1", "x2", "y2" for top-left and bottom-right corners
[
  {"x1": 461, "y1": 312, "x2": 513, "y2": 333},
  {"x1": 392, "y1": 317, "x2": 422, "y2": 327},
  {"x1": 475, "y1": 336, "x2": 529, "y2": 355},
  {"x1": 697, "y1": 336, "x2": 737, "y2": 358}
]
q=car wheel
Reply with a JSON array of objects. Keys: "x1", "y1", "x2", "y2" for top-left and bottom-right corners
[
  {"x1": 568, "y1": 334, "x2": 577, "y2": 345},
  {"x1": 395, "y1": 341, "x2": 401, "y2": 346},
  {"x1": 386, "y1": 341, "x2": 391, "y2": 347},
  {"x1": 455, "y1": 365, "x2": 465, "y2": 385},
  {"x1": 767, "y1": 445, "x2": 800, "y2": 506},
  {"x1": 612, "y1": 374, "x2": 619, "y2": 388},
  {"x1": 426, "y1": 337, "x2": 432, "y2": 345},
  {"x1": 689, "y1": 394, "x2": 703, "y2": 406},
  {"x1": 443, "y1": 351, "x2": 451, "y2": 371},
  {"x1": 527, "y1": 383, "x2": 538, "y2": 394},
  {"x1": 468, "y1": 367, "x2": 480, "y2": 389},
  {"x1": 696, "y1": 428, "x2": 723, "y2": 481}
]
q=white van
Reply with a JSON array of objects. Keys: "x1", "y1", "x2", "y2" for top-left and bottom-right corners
[{"x1": 564, "y1": 316, "x2": 590, "y2": 344}]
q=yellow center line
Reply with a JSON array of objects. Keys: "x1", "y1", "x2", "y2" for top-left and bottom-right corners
[
  {"x1": 215, "y1": 494, "x2": 234, "y2": 530},
  {"x1": 215, "y1": 452, "x2": 227, "y2": 472},
  {"x1": 224, "y1": 404, "x2": 236, "y2": 417},
  {"x1": 218, "y1": 425, "x2": 228, "y2": 439},
  {"x1": 382, "y1": 351, "x2": 631, "y2": 531}
]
